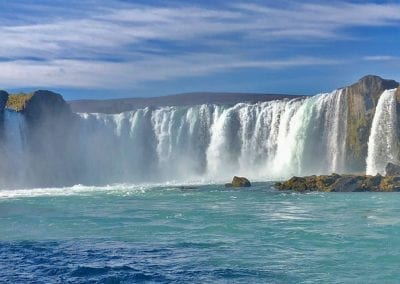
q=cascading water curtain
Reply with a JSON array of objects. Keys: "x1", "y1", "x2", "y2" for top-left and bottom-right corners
[{"x1": 366, "y1": 89, "x2": 398, "y2": 175}]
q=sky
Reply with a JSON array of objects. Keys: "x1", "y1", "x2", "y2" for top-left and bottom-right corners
[{"x1": 0, "y1": 0, "x2": 399, "y2": 100}]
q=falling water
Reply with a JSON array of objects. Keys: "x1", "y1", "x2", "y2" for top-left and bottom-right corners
[
  {"x1": 366, "y1": 89, "x2": 398, "y2": 175},
  {"x1": 0, "y1": 90, "x2": 350, "y2": 187},
  {"x1": 0, "y1": 110, "x2": 28, "y2": 187},
  {"x1": 76, "y1": 89, "x2": 348, "y2": 183}
]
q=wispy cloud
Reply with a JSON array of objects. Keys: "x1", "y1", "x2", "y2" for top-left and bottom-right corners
[
  {"x1": 1, "y1": 1, "x2": 400, "y2": 89},
  {"x1": 0, "y1": 55, "x2": 339, "y2": 89},
  {"x1": 363, "y1": 55, "x2": 400, "y2": 61}
]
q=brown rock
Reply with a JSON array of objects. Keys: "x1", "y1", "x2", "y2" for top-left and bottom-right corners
[
  {"x1": 225, "y1": 176, "x2": 251, "y2": 187},
  {"x1": 275, "y1": 173, "x2": 400, "y2": 192}
]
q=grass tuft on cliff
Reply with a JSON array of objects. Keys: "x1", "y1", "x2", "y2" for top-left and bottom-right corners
[{"x1": 6, "y1": 93, "x2": 33, "y2": 111}]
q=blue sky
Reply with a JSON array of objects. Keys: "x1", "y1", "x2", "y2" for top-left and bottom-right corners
[{"x1": 0, "y1": 0, "x2": 399, "y2": 100}]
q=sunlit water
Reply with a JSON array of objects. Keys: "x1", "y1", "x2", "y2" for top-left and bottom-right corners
[{"x1": 1, "y1": 183, "x2": 400, "y2": 283}]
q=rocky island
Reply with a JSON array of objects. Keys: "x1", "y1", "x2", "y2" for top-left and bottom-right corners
[{"x1": 275, "y1": 163, "x2": 400, "y2": 192}]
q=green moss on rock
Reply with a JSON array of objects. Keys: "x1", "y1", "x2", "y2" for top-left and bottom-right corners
[{"x1": 6, "y1": 93, "x2": 33, "y2": 111}]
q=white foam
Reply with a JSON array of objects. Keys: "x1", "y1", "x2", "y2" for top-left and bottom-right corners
[
  {"x1": 0, "y1": 179, "x2": 226, "y2": 199},
  {"x1": 0, "y1": 184, "x2": 145, "y2": 199}
]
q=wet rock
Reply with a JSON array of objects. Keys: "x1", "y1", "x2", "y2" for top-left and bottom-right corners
[
  {"x1": 225, "y1": 176, "x2": 251, "y2": 187},
  {"x1": 177, "y1": 186, "x2": 198, "y2": 190},
  {"x1": 385, "y1": 162, "x2": 400, "y2": 176},
  {"x1": 23, "y1": 90, "x2": 72, "y2": 121},
  {"x1": 344, "y1": 75, "x2": 399, "y2": 171},
  {"x1": 0, "y1": 90, "x2": 9, "y2": 113},
  {"x1": 275, "y1": 173, "x2": 400, "y2": 192}
]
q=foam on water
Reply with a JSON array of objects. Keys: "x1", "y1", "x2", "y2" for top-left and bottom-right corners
[
  {"x1": 2, "y1": 184, "x2": 400, "y2": 283},
  {"x1": 0, "y1": 184, "x2": 147, "y2": 199}
]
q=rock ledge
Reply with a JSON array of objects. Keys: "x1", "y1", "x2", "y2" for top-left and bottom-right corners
[{"x1": 275, "y1": 173, "x2": 400, "y2": 192}]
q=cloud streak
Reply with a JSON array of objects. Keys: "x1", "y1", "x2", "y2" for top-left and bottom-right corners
[
  {"x1": 363, "y1": 55, "x2": 400, "y2": 61},
  {"x1": 1, "y1": 1, "x2": 400, "y2": 89},
  {"x1": 0, "y1": 55, "x2": 339, "y2": 89}
]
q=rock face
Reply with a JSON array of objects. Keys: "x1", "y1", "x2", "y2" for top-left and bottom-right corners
[
  {"x1": 344, "y1": 75, "x2": 399, "y2": 171},
  {"x1": 23, "y1": 90, "x2": 72, "y2": 121},
  {"x1": 225, "y1": 176, "x2": 251, "y2": 187},
  {"x1": 385, "y1": 163, "x2": 400, "y2": 176},
  {"x1": 0, "y1": 91, "x2": 9, "y2": 113},
  {"x1": 20, "y1": 90, "x2": 79, "y2": 187},
  {"x1": 275, "y1": 173, "x2": 400, "y2": 192}
]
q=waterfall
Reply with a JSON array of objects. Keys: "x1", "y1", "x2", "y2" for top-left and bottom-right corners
[
  {"x1": 0, "y1": 89, "x2": 350, "y2": 187},
  {"x1": 76, "y1": 89, "x2": 348, "y2": 183},
  {"x1": 366, "y1": 89, "x2": 398, "y2": 175},
  {"x1": 0, "y1": 111, "x2": 29, "y2": 187}
]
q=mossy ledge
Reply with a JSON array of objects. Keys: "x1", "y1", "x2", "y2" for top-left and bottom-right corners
[
  {"x1": 6, "y1": 92, "x2": 33, "y2": 111},
  {"x1": 275, "y1": 173, "x2": 400, "y2": 192}
]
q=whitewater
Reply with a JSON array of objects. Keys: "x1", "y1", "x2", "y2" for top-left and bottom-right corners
[
  {"x1": 0, "y1": 89, "x2": 353, "y2": 188},
  {"x1": 3, "y1": 183, "x2": 400, "y2": 283},
  {"x1": 2, "y1": 88, "x2": 400, "y2": 283}
]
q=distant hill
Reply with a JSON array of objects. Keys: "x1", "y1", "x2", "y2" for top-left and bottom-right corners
[{"x1": 68, "y1": 92, "x2": 304, "y2": 114}]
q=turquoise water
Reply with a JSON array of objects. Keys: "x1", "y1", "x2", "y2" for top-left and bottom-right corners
[{"x1": 1, "y1": 182, "x2": 400, "y2": 283}]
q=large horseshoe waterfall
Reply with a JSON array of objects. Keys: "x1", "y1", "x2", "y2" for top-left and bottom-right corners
[
  {"x1": 78, "y1": 89, "x2": 347, "y2": 182},
  {"x1": 0, "y1": 76, "x2": 399, "y2": 188}
]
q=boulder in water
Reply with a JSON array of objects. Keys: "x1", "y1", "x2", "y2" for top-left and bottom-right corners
[
  {"x1": 225, "y1": 176, "x2": 251, "y2": 187},
  {"x1": 385, "y1": 163, "x2": 400, "y2": 176}
]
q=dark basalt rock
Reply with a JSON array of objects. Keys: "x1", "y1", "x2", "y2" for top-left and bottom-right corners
[
  {"x1": 177, "y1": 186, "x2": 198, "y2": 190},
  {"x1": 0, "y1": 90, "x2": 9, "y2": 113},
  {"x1": 344, "y1": 75, "x2": 400, "y2": 171},
  {"x1": 23, "y1": 90, "x2": 72, "y2": 121},
  {"x1": 275, "y1": 173, "x2": 400, "y2": 192},
  {"x1": 385, "y1": 163, "x2": 400, "y2": 176},
  {"x1": 225, "y1": 176, "x2": 251, "y2": 187}
]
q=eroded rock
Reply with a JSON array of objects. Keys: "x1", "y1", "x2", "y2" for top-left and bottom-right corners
[
  {"x1": 225, "y1": 176, "x2": 251, "y2": 187},
  {"x1": 385, "y1": 163, "x2": 400, "y2": 176},
  {"x1": 275, "y1": 173, "x2": 400, "y2": 192}
]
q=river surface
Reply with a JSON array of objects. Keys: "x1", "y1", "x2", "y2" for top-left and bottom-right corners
[{"x1": 1, "y1": 182, "x2": 400, "y2": 283}]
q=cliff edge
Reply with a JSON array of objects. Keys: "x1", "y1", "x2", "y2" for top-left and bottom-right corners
[
  {"x1": 344, "y1": 75, "x2": 399, "y2": 171},
  {"x1": 0, "y1": 91, "x2": 9, "y2": 113}
]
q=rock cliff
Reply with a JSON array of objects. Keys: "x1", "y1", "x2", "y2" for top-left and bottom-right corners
[
  {"x1": 0, "y1": 91, "x2": 9, "y2": 113},
  {"x1": 344, "y1": 75, "x2": 399, "y2": 171},
  {"x1": 19, "y1": 90, "x2": 80, "y2": 187},
  {"x1": 22, "y1": 90, "x2": 72, "y2": 121}
]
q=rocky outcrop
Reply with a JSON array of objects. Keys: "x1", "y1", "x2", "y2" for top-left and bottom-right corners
[
  {"x1": 0, "y1": 91, "x2": 9, "y2": 113},
  {"x1": 22, "y1": 90, "x2": 72, "y2": 121},
  {"x1": 225, "y1": 176, "x2": 251, "y2": 187},
  {"x1": 344, "y1": 75, "x2": 399, "y2": 171},
  {"x1": 20, "y1": 90, "x2": 80, "y2": 187},
  {"x1": 385, "y1": 162, "x2": 400, "y2": 176},
  {"x1": 275, "y1": 173, "x2": 400, "y2": 192}
]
